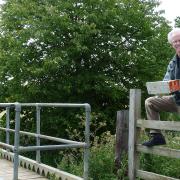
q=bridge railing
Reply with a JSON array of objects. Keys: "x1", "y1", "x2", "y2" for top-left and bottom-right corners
[
  {"x1": 128, "y1": 82, "x2": 180, "y2": 180},
  {"x1": 0, "y1": 103, "x2": 91, "y2": 180}
]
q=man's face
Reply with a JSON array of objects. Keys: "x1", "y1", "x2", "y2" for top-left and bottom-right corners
[{"x1": 172, "y1": 33, "x2": 180, "y2": 56}]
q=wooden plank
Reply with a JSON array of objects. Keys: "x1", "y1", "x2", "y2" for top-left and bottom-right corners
[
  {"x1": 146, "y1": 81, "x2": 170, "y2": 94},
  {"x1": 137, "y1": 119, "x2": 180, "y2": 131},
  {"x1": 115, "y1": 110, "x2": 129, "y2": 172},
  {"x1": 137, "y1": 170, "x2": 179, "y2": 180},
  {"x1": 128, "y1": 89, "x2": 141, "y2": 180},
  {"x1": 137, "y1": 144, "x2": 180, "y2": 159},
  {"x1": 146, "y1": 80, "x2": 180, "y2": 94}
]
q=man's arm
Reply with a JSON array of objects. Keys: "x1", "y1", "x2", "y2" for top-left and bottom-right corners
[{"x1": 163, "y1": 60, "x2": 175, "y2": 81}]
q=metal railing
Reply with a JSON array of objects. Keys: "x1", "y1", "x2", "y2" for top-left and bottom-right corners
[{"x1": 0, "y1": 102, "x2": 91, "y2": 180}]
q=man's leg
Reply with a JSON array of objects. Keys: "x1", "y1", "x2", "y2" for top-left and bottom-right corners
[{"x1": 143, "y1": 95, "x2": 178, "y2": 146}]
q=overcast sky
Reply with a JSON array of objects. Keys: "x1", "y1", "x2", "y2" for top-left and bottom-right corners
[
  {"x1": 0, "y1": 0, "x2": 179, "y2": 26},
  {"x1": 159, "y1": 0, "x2": 180, "y2": 26}
]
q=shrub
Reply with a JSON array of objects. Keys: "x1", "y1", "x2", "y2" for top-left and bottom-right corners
[{"x1": 58, "y1": 131, "x2": 117, "y2": 180}]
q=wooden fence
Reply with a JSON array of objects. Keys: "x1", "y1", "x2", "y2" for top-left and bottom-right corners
[
  {"x1": 128, "y1": 89, "x2": 180, "y2": 180},
  {"x1": 115, "y1": 110, "x2": 129, "y2": 172}
]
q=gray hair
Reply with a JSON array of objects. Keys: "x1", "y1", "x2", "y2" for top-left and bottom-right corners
[{"x1": 168, "y1": 28, "x2": 180, "y2": 44}]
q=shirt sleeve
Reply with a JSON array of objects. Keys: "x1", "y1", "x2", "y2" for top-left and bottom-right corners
[
  {"x1": 163, "y1": 71, "x2": 171, "y2": 81},
  {"x1": 163, "y1": 60, "x2": 175, "y2": 81}
]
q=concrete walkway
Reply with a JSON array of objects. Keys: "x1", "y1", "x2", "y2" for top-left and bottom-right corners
[{"x1": 0, "y1": 159, "x2": 48, "y2": 180}]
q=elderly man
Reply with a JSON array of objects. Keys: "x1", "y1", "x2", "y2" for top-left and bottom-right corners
[{"x1": 143, "y1": 28, "x2": 180, "y2": 147}]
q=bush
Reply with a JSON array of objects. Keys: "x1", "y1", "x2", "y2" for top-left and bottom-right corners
[
  {"x1": 58, "y1": 131, "x2": 118, "y2": 180},
  {"x1": 89, "y1": 132, "x2": 117, "y2": 180},
  {"x1": 51, "y1": 129, "x2": 180, "y2": 180}
]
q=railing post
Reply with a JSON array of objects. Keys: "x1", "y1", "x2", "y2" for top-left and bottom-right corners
[
  {"x1": 84, "y1": 104, "x2": 91, "y2": 180},
  {"x1": 36, "y1": 104, "x2": 41, "y2": 163},
  {"x1": 13, "y1": 103, "x2": 21, "y2": 180},
  {"x1": 6, "y1": 107, "x2": 10, "y2": 146},
  {"x1": 128, "y1": 89, "x2": 141, "y2": 180},
  {"x1": 115, "y1": 110, "x2": 129, "y2": 172}
]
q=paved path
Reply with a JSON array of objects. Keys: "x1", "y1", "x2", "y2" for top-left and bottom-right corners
[{"x1": 0, "y1": 159, "x2": 48, "y2": 180}]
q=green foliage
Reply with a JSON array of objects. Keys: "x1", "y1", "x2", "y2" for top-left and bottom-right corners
[
  {"x1": 116, "y1": 153, "x2": 128, "y2": 180},
  {"x1": 58, "y1": 131, "x2": 180, "y2": 180},
  {"x1": 140, "y1": 131, "x2": 180, "y2": 179},
  {"x1": 0, "y1": 0, "x2": 175, "y2": 172},
  {"x1": 58, "y1": 131, "x2": 117, "y2": 180},
  {"x1": 0, "y1": 0, "x2": 172, "y2": 125},
  {"x1": 175, "y1": 16, "x2": 180, "y2": 27},
  {"x1": 89, "y1": 132, "x2": 117, "y2": 180},
  {"x1": 58, "y1": 150, "x2": 84, "y2": 177},
  {"x1": 141, "y1": 153, "x2": 180, "y2": 179}
]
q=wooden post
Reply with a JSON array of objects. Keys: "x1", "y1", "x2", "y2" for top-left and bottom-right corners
[
  {"x1": 128, "y1": 89, "x2": 141, "y2": 180},
  {"x1": 115, "y1": 110, "x2": 129, "y2": 171}
]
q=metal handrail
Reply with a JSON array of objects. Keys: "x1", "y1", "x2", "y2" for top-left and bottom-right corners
[{"x1": 0, "y1": 102, "x2": 91, "y2": 180}]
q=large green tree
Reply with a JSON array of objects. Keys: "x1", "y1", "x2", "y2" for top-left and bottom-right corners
[{"x1": 0, "y1": 0, "x2": 172, "y2": 137}]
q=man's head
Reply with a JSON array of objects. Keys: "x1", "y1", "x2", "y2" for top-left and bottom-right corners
[{"x1": 168, "y1": 28, "x2": 180, "y2": 56}]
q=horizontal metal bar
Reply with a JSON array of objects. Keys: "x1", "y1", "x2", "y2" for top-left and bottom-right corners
[
  {"x1": 137, "y1": 119, "x2": 180, "y2": 131},
  {"x1": 0, "y1": 127, "x2": 36, "y2": 137},
  {"x1": 21, "y1": 103, "x2": 88, "y2": 108},
  {"x1": 0, "y1": 103, "x2": 89, "y2": 108},
  {"x1": 137, "y1": 144, "x2": 180, "y2": 159},
  {"x1": 0, "y1": 127, "x2": 84, "y2": 144},
  {"x1": 0, "y1": 103, "x2": 15, "y2": 108},
  {"x1": 0, "y1": 142, "x2": 14, "y2": 151},
  {"x1": 38, "y1": 134, "x2": 84, "y2": 144},
  {"x1": 19, "y1": 144, "x2": 86, "y2": 152}
]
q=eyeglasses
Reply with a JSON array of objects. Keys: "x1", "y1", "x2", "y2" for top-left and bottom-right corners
[{"x1": 172, "y1": 39, "x2": 180, "y2": 45}]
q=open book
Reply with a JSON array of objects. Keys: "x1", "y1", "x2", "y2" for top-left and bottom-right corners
[{"x1": 146, "y1": 79, "x2": 180, "y2": 95}]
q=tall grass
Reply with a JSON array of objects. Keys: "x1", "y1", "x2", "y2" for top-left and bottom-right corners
[
  {"x1": 58, "y1": 132, "x2": 118, "y2": 180},
  {"x1": 58, "y1": 130, "x2": 180, "y2": 180}
]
